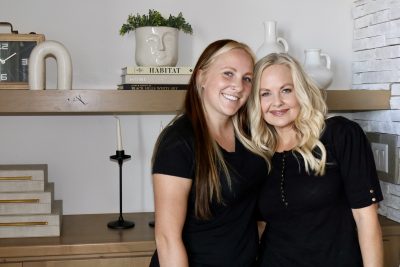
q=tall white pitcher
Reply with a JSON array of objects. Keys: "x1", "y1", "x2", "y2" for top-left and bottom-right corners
[
  {"x1": 256, "y1": 21, "x2": 289, "y2": 60},
  {"x1": 303, "y1": 49, "x2": 333, "y2": 89}
]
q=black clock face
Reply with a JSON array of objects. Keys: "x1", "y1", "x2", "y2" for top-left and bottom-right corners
[{"x1": 0, "y1": 41, "x2": 37, "y2": 82}]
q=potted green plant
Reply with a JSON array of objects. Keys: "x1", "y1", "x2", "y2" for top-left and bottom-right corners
[
  {"x1": 120, "y1": 9, "x2": 193, "y2": 36},
  {"x1": 120, "y1": 9, "x2": 193, "y2": 66}
]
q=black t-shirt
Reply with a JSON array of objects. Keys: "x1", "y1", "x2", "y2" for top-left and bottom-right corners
[
  {"x1": 257, "y1": 116, "x2": 383, "y2": 267},
  {"x1": 150, "y1": 114, "x2": 268, "y2": 267}
]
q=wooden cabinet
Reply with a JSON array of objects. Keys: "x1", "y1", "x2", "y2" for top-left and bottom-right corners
[
  {"x1": 23, "y1": 258, "x2": 150, "y2": 267},
  {"x1": 0, "y1": 213, "x2": 399, "y2": 267},
  {"x1": 383, "y1": 236, "x2": 400, "y2": 267},
  {"x1": 380, "y1": 216, "x2": 400, "y2": 267},
  {"x1": 0, "y1": 213, "x2": 155, "y2": 267}
]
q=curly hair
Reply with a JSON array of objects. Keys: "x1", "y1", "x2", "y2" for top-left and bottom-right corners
[{"x1": 244, "y1": 53, "x2": 327, "y2": 175}]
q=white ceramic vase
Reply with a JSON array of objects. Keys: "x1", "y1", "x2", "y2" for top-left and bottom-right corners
[
  {"x1": 135, "y1": 26, "x2": 179, "y2": 66},
  {"x1": 256, "y1": 20, "x2": 289, "y2": 60},
  {"x1": 303, "y1": 49, "x2": 333, "y2": 90}
]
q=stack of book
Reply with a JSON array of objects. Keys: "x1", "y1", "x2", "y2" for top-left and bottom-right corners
[
  {"x1": 118, "y1": 66, "x2": 193, "y2": 90},
  {"x1": 0, "y1": 164, "x2": 62, "y2": 238}
]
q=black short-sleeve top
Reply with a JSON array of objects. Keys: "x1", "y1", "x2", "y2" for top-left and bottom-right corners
[
  {"x1": 152, "y1": 114, "x2": 269, "y2": 267},
  {"x1": 257, "y1": 116, "x2": 383, "y2": 267}
]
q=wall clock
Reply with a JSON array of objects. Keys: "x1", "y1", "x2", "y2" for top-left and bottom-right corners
[{"x1": 0, "y1": 22, "x2": 45, "y2": 89}]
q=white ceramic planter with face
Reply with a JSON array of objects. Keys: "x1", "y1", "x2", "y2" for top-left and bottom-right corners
[{"x1": 134, "y1": 26, "x2": 179, "y2": 66}]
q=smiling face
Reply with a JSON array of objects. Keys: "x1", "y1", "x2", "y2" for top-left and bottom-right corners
[
  {"x1": 199, "y1": 48, "x2": 253, "y2": 120},
  {"x1": 259, "y1": 64, "x2": 300, "y2": 133}
]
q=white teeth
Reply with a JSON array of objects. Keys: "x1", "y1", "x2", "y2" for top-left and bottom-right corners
[
  {"x1": 222, "y1": 93, "x2": 238, "y2": 101},
  {"x1": 271, "y1": 110, "x2": 286, "y2": 116}
]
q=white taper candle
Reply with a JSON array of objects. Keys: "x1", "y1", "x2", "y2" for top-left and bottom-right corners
[{"x1": 116, "y1": 117, "x2": 123, "y2": 151}]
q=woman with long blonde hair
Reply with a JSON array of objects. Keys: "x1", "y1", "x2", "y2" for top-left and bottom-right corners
[
  {"x1": 247, "y1": 53, "x2": 383, "y2": 267},
  {"x1": 150, "y1": 39, "x2": 269, "y2": 267}
]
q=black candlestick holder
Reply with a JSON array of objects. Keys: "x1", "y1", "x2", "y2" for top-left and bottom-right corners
[{"x1": 107, "y1": 150, "x2": 135, "y2": 229}]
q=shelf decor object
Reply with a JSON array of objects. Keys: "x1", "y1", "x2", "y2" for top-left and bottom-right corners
[
  {"x1": 0, "y1": 22, "x2": 45, "y2": 89},
  {"x1": 108, "y1": 117, "x2": 134, "y2": 229},
  {"x1": 29, "y1": 40, "x2": 72, "y2": 90},
  {"x1": 256, "y1": 20, "x2": 289, "y2": 60},
  {"x1": 0, "y1": 164, "x2": 62, "y2": 238},
  {"x1": 120, "y1": 9, "x2": 193, "y2": 66},
  {"x1": 303, "y1": 48, "x2": 333, "y2": 90},
  {"x1": 118, "y1": 65, "x2": 192, "y2": 90},
  {"x1": 108, "y1": 150, "x2": 134, "y2": 229}
]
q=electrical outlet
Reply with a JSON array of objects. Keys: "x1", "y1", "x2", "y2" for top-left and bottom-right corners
[{"x1": 371, "y1": 142, "x2": 389, "y2": 173}]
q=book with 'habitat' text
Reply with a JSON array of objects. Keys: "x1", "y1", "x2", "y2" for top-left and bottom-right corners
[{"x1": 122, "y1": 66, "x2": 194, "y2": 75}]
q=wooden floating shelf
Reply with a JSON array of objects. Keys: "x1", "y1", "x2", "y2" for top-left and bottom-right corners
[
  {"x1": 0, "y1": 89, "x2": 186, "y2": 115},
  {"x1": 0, "y1": 89, "x2": 391, "y2": 115},
  {"x1": 324, "y1": 89, "x2": 391, "y2": 111}
]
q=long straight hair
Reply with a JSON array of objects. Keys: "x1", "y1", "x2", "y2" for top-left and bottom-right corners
[
  {"x1": 187, "y1": 39, "x2": 256, "y2": 219},
  {"x1": 153, "y1": 39, "x2": 255, "y2": 219}
]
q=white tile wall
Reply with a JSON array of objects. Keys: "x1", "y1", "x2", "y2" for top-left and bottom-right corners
[
  {"x1": 391, "y1": 97, "x2": 400, "y2": 109},
  {"x1": 352, "y1": 83, "x2": 391, "y2": 89},
  {"x1": 353, "y1": 36, "x2": 386, "y2": 51},
  {"x1": 350, "y1": 1, "x2": 400, "y2": 222},
  {"x1": 391, "y1": 83, "x2": 400, "y2": 95},
  {"x1": 353, "y1": 58, "x2": 400, "y2": 73}
]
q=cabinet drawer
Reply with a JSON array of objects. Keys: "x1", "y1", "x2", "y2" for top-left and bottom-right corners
[
  {"x1": 24, "y1": 256, "x2": 151, "y2": 267},
  {"x1": 383, "y1": 236, "x2": 400, "y2": 267}
]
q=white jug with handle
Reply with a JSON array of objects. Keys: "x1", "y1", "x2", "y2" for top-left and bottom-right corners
[
  {"x1": 256, "y1": 20, "x2": 289, "y2": 60},
  {"x1": 303, "y1": 48, "x2": 333, "y2": 90}
]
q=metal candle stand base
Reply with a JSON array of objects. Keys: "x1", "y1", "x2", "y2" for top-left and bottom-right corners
[{"x1": 108, "y1": 150, "x2": 135, "y2": 229}]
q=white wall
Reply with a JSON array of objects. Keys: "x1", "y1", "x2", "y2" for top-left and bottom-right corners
[{"x1": 0, "y1": 0, "x2": 353, "y2": 214}]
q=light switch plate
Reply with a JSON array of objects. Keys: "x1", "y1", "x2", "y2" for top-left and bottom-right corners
[
  {"x1": 371, "y1": 142, "x2": 389, "y2": 173},
  {"x1": 366, "y1": 132, "x2": 400, "y2": 184}
]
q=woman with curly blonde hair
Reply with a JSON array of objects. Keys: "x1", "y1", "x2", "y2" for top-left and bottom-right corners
[{"x1": 245, "y1": 53, "x2": 383, "y2": 267}]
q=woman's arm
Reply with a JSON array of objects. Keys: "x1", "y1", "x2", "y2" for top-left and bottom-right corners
[
  {"x1": 153, "y1": 173, "x2": 192, "y2": 267},
  {"x1": 352, "y1": 204, "x2": 384, "y2": 267}
]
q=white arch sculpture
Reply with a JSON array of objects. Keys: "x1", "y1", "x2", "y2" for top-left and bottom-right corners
[{"x1": 29, "y1": 40, "x2": 72, "y2": 90}]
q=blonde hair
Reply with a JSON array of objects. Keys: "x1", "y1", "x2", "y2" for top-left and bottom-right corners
[
  {"x1": 153, "y1": 39, "x2": 256, "y2": 219},
  {"x1": 246, "y1": 53, "x2": 327, "y2": 175}
]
